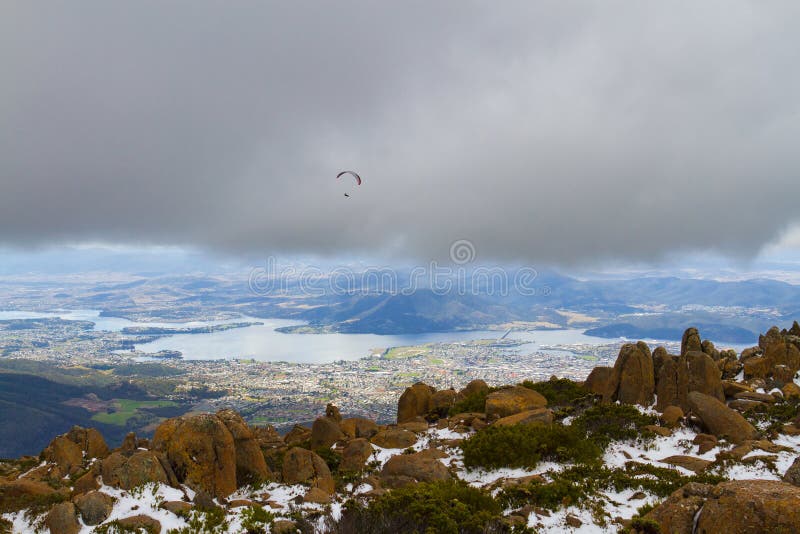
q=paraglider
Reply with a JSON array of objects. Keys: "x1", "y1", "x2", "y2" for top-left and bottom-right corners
[{"x1": 336, "y1": 170, "x2": 362, "y2": 198}]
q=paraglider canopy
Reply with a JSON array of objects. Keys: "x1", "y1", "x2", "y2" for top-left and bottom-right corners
[{"x1": 336, "y1": 170, "x2": 362, "y2": 185}]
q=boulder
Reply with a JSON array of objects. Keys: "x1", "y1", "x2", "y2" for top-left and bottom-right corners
[
  {"x1": 340, "y1": 417, "x2": 378, "y2": 439},
  {"x1": 687, "y1": 391, "x2": 758, "y2": 444},
  {"x1": 783, "y1": 382, "x2": 800, "y2": 400},
  {"x1": 72, "y1": 465, "x2": 101, "y2": 496},
  {"x1": 655, "y1": 353, "x2": 688, "y2": 411},
  {"x1": 485, "y1": 386, "x2": 547, "y2": 419},
  {"x1": 681, "y1": 327, "x2": 702, "y2": 355},
  {"x1": 380, "y1": 450, "x2": 451, "y2": 488},
  {"x1": 493, "y1": 408, "x2": 553, "y2": 427},
  {"x1": 283, "y1": 425, "x2": 311, "y2": 447},
  {"x1": 325, "y1": 403, "x2": 342, "y2": 423},
  {"x1": 718, "y1": 350, "x2": 743, "y2": 380},
  {"x1": 659, "y1": 455, "x2": 711, "y2": 474},
  {"x1": 310, "y1": 416, "x2": 344, "y2": 449},
  {"x1": 152, "y1": 413, "x2": 237, "y2": 499},
  {"x1": 116, "y1": 515, "x2": 162, "y2": 533},
  {"x1": 45, "y1": 502, "x2": 81, "y2": 534},
  {"x1": 73, "y1": 490, "x2": 114, "y2": 525},
  {"x1": 65, "y1": 427, "x2": 109, "y2": 460},
  {"x1": 661, "y1": 405, "x2": 684, "y2": 428},
  {"x1": 696, "y1": 480, "x2": 800, "y2": 533},
  {"x1": 397, "y1": 383, "x2": 435, "y2": 423},
  {"x1": 685, "y1": 351, "x2": 725, "y2": 402},
  {"x1": 371, "y1": 428, "x2": 417, "y2": 449},
  {"x1": 217, "y1": 409, "x2": 271, "y2": 486},
  {"x1": 340, "y1": 439, "x2": 373, "y2": 472},
  {"x1": 701, "y1": 339, "x2": 720, "y2": 361},
  {"x1": 42, "y1": 436, "x2": 83, "y2": 474},
  {"x1": 783, "y1": 456, "x2": 800, "y2": 487},
  {"x1": 644, "y1": 482, "x2": 714, "y2": 534},
  {"x1": 281, "y1": 448, "x2": 334, "y2": 493},
  {"x1": 583, "y1": 366, "x2": 613, "y2": 396},
  {"x1": 430, "y1": 389, "x2": 457, "y2": 416},
  {"x1": 604, "y1": 342, "x2": 655, "y2": 406},
  {"x1": 101, "y1": 451, "x2": 173, "y2": 490},
  {"x1": 459, "y1": 379, "x2": 489, "y2": 398}
]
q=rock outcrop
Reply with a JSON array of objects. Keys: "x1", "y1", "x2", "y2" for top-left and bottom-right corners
[
  {"x1": 152, "y1": 413, "x2": 238, "y2": 499},
  {"x1": 604, "y1": 342, "x2": 654, "y2": 406},
  {"x1": 397, "y1": 382, "x2": 435, "y2": 423},
  {"x1": 687, "y1": 391, "x2": 758, "y2": 444},
  {"x1": 485, "y1": 386, "x2": 547, "y2": 419},
  {"x1": 281, "y1": 447, "x2": 334, "y2": 494},
  {"x1": 216, "y1": 409, "x2": 271, "y2": 486},
  {"x1": 380, "y1": 449, "x2": 451, "y2": 488}
]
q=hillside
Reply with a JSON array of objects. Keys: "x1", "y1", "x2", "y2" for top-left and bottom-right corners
[{"x1": 4, "y1": 323, "x2": 800, "y2": 532}]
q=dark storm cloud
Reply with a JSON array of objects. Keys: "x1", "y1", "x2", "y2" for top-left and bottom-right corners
[{"x1": 2, "y1": 1, "x2": 800, "y2": 264}]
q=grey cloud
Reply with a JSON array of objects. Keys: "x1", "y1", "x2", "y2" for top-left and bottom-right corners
[{"x1": 1, "y1": 1, "x2": 800, "y2": 265}]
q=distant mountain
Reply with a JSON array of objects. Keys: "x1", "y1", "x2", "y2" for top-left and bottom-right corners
[{"x1": 584, "y1": 322, "x2": 758, "y2": 344}]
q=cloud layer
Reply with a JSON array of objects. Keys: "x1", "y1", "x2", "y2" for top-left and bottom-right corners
[{"x1": 2, "y1": 1, "x2": 800, "y2": 264}]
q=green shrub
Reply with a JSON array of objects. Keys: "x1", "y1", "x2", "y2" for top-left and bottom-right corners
[
  {"x1": 573, "y1": 403, "x2": 656, "y2": 447},
  {"x1": 448, "y1": 389, "x2": 490, "y2": 416},
  {"x1": 743, "y1": 398, "x2": 800, "y2": 435},
  {"x1": 166, "y1": 506, "x2": 228, "y2": 533},
  {"x1": 0, "y1": 518, "x2": 12, "y2": 534},
  {"x1": 315, "y1": 447, "x2": 341, "y2": 474},
  {"x1": 521, "y1": 379, "x2": 588, "y2": 406},
  {"x1": 333, "y1": 480, "x2": 513, "y2": 534},
  {"x1": 499, "y1": 462, "x2": 725, "y2": 512},
  {"x1": 240, "y1": 505, "x2": 275, "y2": 534},
  {"x1": 461, "y1": 423, "x2": 601, "y2": 469}
]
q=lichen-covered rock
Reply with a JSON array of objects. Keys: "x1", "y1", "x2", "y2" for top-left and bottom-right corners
[
  {"x1": 45, "y1": 502, "x2": 81, "y2": 534},
  {"x1": 688, "y1": 391, "x2": 758, "y2": 444},
  {"x1": 66, "y1": 427, "x2": 109, "y2": 460},
  {"x1": 42, "y1": 436, "x2": 83, "y2": 475},
  {"x1": 340, "y1": 438, "x2": 373, "y2": 472},
  {"x1": 459, "y1": 379, "x2": 489, "y2": 399},
  {"x1": 73, "y1": 490, "x2": 113, "y2": 526},
  {"x1": 485, "y1": 386, "x2": 547, "y2": 419},
  {"x1": 583, "y1": 366, "x2": 613, "y2": 396},
  {"x1": 380, "y1": 450, "x2": 451, "y2": 488},
  {"x1": 310, "y1": 416, "x2": 344, "y2": 449},
  {"x1": 644, "y1": 482, "x2": 713, "y2": 534},
  {"x1": 604, "y1": 342, "x2": 654, "y2": 406},
  {"x1": 685, "y1": 350, "x2": 725, "y2": 402},
  {"x1": 340, "y1": 417, "x2": 378, "y2": 439},
  {"x1": 397, "y1": 383, "x2": 435, "y2": 423},
  {"x1": 281, "y1": 448, "x2": 334, "y2": 493},
  {"x1": 681, "y1": 327, "x2": 702, "y2": 355},
  {"x1": 115, "y1": 514, "x2": 162, "y2": 533},
  {"x1": 430, "y1": 389, "x2": 457, "y2": 416},
  {"x1": 696, "y1": 480, "x2": 800, "y2": 533},
  {"x1": 101, "y1": 450, "x2": 174, "y2": 490},
  {"x1": 216, "y1": 409, "x2": 271, "y2": 486},
  {"x1": 493, "y1": 408, "x2": 553, "y2": 427},
  {"x1": 283, "y1": 424, "x2": 311, "y2": 447},
  {"x1": 152, "y1": 413, "x2": 237, "y2": 499},
  {"x1": 370, "y1": 428, "x2": 417, "y2": 449}
]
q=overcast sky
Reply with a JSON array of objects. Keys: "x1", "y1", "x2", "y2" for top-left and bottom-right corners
[{"x1": 2, "y1": 1, "x2": 800, "y2": 265}]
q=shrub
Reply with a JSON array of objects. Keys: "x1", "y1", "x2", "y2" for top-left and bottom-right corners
[
  {"x1": 332, "y1": 480, "x2": 515, "y2": 534},
  {"x1": 521, "y1": 379, "x2": 588, "y2": 406},
  {"x1": 461, "y1": 423, "x2": 601, "y2": 469},
  {"x1": 240, "y1": 505, "x2": 275, "y2": 534},
  {"x1": 499, "y1": 462, "x2": 725, "y2": 511},
  {"x1": 743, "y1": 398, "x2": 800, "y2": 435},
  {"x1": 166, "y1": 506, "x2": 228, "y2": 533},
  {"x1": 448, "y1": 389, "x2": 491, "y2": 416},
  {"x1": 573, "y1": 403, "x2": 656, "y2": 447}
]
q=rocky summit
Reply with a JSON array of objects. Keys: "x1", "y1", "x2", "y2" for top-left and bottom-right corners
[{"x1": 4, "y1": 325, "x2": 800, "y2": 533}]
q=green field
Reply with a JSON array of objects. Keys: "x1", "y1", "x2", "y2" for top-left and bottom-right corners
[{"x1": 91, "y1": 399, "x2": 177, "y2": 426}]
